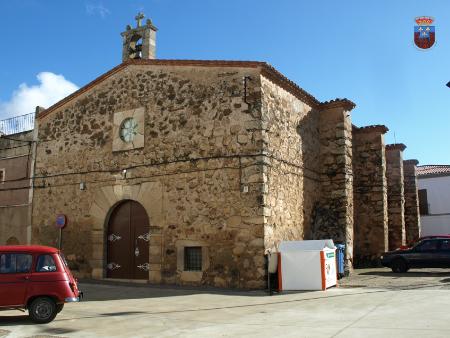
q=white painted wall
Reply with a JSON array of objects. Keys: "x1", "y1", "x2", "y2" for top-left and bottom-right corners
[
  {"x1": 421, "y1": 215, "x2": 450, "y2": 236},
  {"x1": 418, "y1": 175, "x2": 450, "y2": 236}
]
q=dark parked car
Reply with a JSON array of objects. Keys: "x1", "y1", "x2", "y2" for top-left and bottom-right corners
[
  {"x1": 398, "y1": 234, "x2": 450, "y2": 250},
  {"x1": 381, "y1": 237, "x2": 450, "y2": 273},
  {"x1": 0, "y1": 245, "x2": 82, "y2": 323}
]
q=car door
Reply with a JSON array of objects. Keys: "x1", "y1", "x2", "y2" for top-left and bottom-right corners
[
  {"x1": 28, "y1": 253, "x2": 61, "y2": 298},
  {"x1": 412, "y1": 240, "x2": 440, "y2": 268},
  {"x1": 0, "y1": 253, "x2": 33, "y2": 307},
  {"x1": 437, "y1": 239, "x2": 450, "y2": 268}
]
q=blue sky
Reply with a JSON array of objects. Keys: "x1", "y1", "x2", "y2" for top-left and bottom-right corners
[{"x1": 0, "y1": 0, "x2": 449, "y2": 164}]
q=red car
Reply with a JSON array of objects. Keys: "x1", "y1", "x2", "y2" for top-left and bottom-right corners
[{"x1": 0, "y1": 245, "x2": 82, "y2": 323}]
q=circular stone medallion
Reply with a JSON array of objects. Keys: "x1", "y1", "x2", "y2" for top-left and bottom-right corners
[{"x1": 119, "y1": 117, "x2": 138, "y2": 143}]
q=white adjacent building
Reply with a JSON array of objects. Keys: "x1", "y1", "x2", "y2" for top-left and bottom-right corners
[{"x1": 417, "y1": 165, "x2": 450, "y2": 236}]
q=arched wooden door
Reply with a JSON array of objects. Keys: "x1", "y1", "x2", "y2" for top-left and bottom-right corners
[{"x1": 106, "y1": 200, "x2": 150, "y2": 279}]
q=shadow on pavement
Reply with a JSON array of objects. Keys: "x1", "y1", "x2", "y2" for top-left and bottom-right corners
[
  {"x1": 99, "y1": 311, "x2": 147, "y2": 316},
  {"x1": 358, "y1": 270, "x2": 450, "y2": 278},
  {"x1": 0, "y1": 310, "x2": 155, "y2": 326},
  {"x1": 0, "y1": 314, "x2": 78, "y2": 335},
  {"x1": 0, "y1": 314, "x2": 33, "y2": 326},
  {"x1": 78, "y1": 279, "x2": 282, "y2": 302},
  {"x1": 40, "y1": 327, "x2": 78, "y2": 335}
]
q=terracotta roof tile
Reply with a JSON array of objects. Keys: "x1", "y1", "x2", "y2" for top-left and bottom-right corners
[
  {"x1": 38, "y1": 62, "x2": 129, "y2": 120},
  {"x1": 417, "y1": 165, "x2": 450, "y2": 177},
  {"x1": 320, "y1": 98, "x2": 356, "y2": 111},
  {"x1": 37, "y1": 59, "x2": 355, "y2": 120},
  {"x1": 259, "y1": 62, "x2": 320, "y2": 107}
]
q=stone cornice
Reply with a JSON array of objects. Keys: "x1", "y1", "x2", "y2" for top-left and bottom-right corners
[
  {"x1": 404, "y1": 159, "x2": 419, "y2": 166},
  {"x1": 386, "y1": 143, "x2": 407, "y2": 151},
  {"x1": 320, "y1": 98, "x2": 356, "y2": 111},
  {"x1": 353, "y1": 124, "x2": 389, "y2": 135}
]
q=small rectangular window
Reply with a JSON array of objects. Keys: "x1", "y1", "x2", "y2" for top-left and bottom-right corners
[
  {"x1": 36, "y1": 254, "x2": 57, "y2": 272},
  {"x1": 0, "y1": 169, "x2": 5, "y2": 183},
  {"x1": 418, "y1": 189, "x2": 429, "y2": 215},
  {"x1": 0, "y1": 254, "x2": 32, "y2": 274},
  {"x1": 184, "y1": 247, "x2": 202, "y2": 271}
]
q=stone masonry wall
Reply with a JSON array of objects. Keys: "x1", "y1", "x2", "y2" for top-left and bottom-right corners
[
  {"x1": 0, "y1": 130, "x2": 34, "y2": 245},
  {"x1": 260, "y1": 77, "x2": 321, "y2": 251},
  {"x1": 386, "y1": 144, "x2": 406, "y2": 250},
  {"x1": 352, "y1": 126, "x2": 388, "y2": 266},
  {"x1": 33, "y1": 64, "x2": 268, "y2": 289},
  {"x1": 0, "y1": 206, "x2": 29, "y2": 245},
  {"x1": 316, "y1": 103, "x2": 354, "y2": 269},
  {"x1": 403, "y1": 159, "x2": 421, "y2": 242}
]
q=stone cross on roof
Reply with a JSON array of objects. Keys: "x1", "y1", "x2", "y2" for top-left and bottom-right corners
[{"x1": 135, "y1": 12, "x2": 145, "y2": 27}]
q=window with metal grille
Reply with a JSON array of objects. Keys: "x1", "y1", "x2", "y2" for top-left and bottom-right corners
[{"x1": 184, "y1": 247, "x2": 202, "y2": 271}]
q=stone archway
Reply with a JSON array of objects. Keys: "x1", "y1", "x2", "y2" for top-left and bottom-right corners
[
  {"x1": 6, "y1": 236, "x2": 20, "y2": 245},
  {"x1": 88, "y1": 182, "x2": 163, "y2": 281}
]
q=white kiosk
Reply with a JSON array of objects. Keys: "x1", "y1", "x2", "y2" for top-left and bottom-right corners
[{"x1": 278, "y1": 240, "x2": 337, "y2": 291}]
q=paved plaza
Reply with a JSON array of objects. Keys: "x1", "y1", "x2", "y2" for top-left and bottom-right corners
[{"x1": 1, "y1": 268, "x2": 450, "y2": 338}]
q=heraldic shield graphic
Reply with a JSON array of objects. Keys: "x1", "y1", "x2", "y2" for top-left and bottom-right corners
[{"x1": 414, "y1": 16, "x2": 435, "y2": 50}]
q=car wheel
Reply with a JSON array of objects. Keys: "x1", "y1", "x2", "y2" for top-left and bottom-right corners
[
  {"x1": 391, "y1": 258, "x2": 408, "y2": 273},
  {"x1": 56, "y1": 304, "x2": 64, "y2": 313},
  {"x1": 29, "y1": 297, "x2": 57, "y2": 324}
]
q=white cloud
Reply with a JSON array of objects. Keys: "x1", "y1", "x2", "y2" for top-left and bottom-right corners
[
  {"x1": 86, "y1": 3, "x2": 111, "y2": 18},
  {"x1": 0, "y1": 72, "x2": 79, "y2": 119}
]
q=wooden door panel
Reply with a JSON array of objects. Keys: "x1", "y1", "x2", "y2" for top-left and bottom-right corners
[
  {"x1": 107, "y1": 202, "x2": 131, "y2": 279},
  {"x1": 133, "y1": 225, "x2": 150, "y2": 279},
  {"x1": 131, "y1": 201, "x2": 150, "y2": 279},
  {"x1": 131, "y1": 201, "x2": 149, "y2": 226},
  {"x1": 107, "y1": 200, "x2": 150, "y2": 280}
]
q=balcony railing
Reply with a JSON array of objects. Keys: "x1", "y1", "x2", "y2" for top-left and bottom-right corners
[{"x1": 0, "y1": 113, "x2": 35, "y2": 135}]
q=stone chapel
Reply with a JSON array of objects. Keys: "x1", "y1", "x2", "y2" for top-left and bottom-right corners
[{"x1": 29, "y1": 14, "x2": 420, "y2": 288}]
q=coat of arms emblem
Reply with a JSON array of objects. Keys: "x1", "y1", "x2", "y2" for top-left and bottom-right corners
[{"x1": 414, "y1": 16, "x2": 435, "y2": 50}]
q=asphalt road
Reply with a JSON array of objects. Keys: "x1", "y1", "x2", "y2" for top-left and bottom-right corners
[{"x1": 1, "y1": 268, "x2": 450, "y2": 338}]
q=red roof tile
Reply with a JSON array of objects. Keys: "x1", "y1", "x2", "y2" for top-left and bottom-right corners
[
  {"x1": 417, "y1": 165, "x2": 450, "y2": 177},
  {"x1": 320, "y1": 98, "x2": 356, "y2": 111},
  {"x1": 37, "y1": 59, "x2": 356, "y2": 120}
]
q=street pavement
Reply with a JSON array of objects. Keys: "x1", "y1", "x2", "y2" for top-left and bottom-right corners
[{"x1": 1, "y1": 268, "x2": 450, "y2": 337}]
